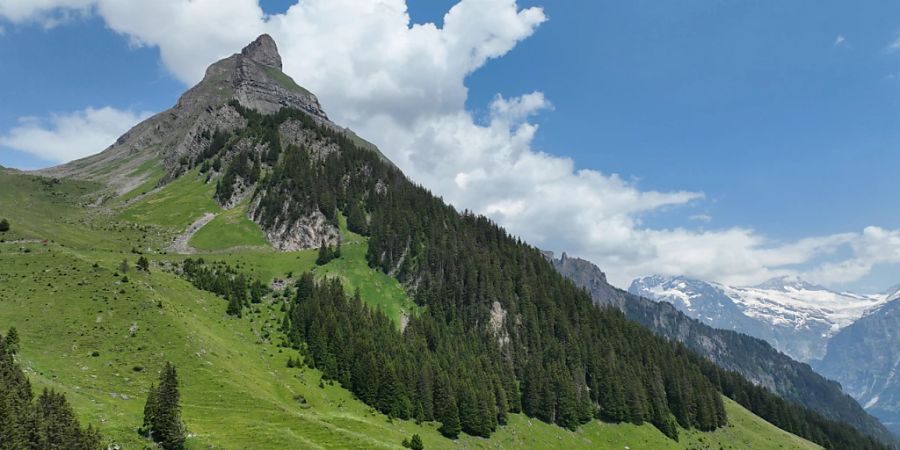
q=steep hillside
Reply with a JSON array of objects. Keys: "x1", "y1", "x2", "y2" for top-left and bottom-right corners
[{"x1": 551, "y1": 253, "x2": 897, "y2": 447}]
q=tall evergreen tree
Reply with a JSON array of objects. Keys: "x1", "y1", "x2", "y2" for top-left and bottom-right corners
[
  {"x1": 316, "y1": 240, "x2": 331, "y2": 265},
  {"x1": 139, "y1": 384, "x2": 157, "y2": 439},
  {"x1": 142, "y1": 363, "x2": 186, "y2": 450},
  {"x1": 3, "y1": 327, "x2": 18, "y2": 355}
]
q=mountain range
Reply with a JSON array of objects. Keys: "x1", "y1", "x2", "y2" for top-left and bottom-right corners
[
  {"x1": 550, "y1": 253, "x2": 897, "y2": 445},
  {"x1": 0, "y1": 34, "x2": 895, "y2": 449},
  {"x1": 629, "y1": 275, "x2": 890, "y2": 362},
  {"x1": 628, "y1": 273, "x2": 900, "y2": 436}
]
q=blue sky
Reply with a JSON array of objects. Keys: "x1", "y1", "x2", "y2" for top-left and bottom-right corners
[{"x1": 1, "y1": 0, "x2": 898, "y2": 291}]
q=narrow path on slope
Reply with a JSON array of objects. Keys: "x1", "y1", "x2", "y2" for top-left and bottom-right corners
[{"x1": 168, "y1": 213, "x2": 216, "y2": 254}]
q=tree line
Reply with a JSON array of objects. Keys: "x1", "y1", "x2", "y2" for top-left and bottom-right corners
[{"x1": 181, "y1": 258, "x2": 266, "y2": 317}]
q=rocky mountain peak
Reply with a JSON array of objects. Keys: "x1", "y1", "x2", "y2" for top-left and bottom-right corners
[
  {"x1": 241, "y1": 34, "x2": 282, "y2": 69},
  {"x1": 753, "y1": 275, "x2": 824, "y2": 292}
]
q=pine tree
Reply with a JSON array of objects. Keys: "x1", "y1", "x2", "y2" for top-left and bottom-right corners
[
  {"x1": 316, "y1": 240, "x2": 331, "y2": 265},
  {"x1": 140, "y1": 384, "x2": 157, "y2": 438},
  {"x1": 136, "y1": 256, "x2": 150, "y2": 272},
  {"x1": 434, "y1": 375, "x2": 461, "y2": 439},
  {"x1": 347, "y1": 203, "x2": 368, "y2": 235},
  {"x1": 403, "y1": 434, "x2": 425, "y2": 450},
  {"x1": 143, "y1": 362, "x2": 186, "y2": 450},
  {"x1": 0, "y1": 218, "x2": 9, "y2": 232},
  {"x1": 3, "y1": 327, "x2": 18, "y2": 355},
  {"x1": 118, "y1": 258, "x2": 129, "y2": 274},
  {"x1": 226, "y1": 294, "x2": 243, "y2": 317}
]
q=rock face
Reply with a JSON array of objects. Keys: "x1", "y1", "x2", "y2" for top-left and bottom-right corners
[
  {"x1": 39, "y1": 34, "x2": 330, "y2": 193},
  {"x1": 241, "y1": 34, "x2": 282, "y2": 69},
  {"x1": 817, "y1": 296, "x2": 900, "y2": 435},
  {"x1": 549, "y1": 253, "x2": 896, "y2": 446}
]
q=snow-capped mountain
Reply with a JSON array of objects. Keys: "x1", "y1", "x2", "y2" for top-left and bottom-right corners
[
  {"x1": 628, "y1": 275, "x2": 890, "y2": 362},
  {"x1": 817, "y1": 295, "x2": 900, "y2": 435}
]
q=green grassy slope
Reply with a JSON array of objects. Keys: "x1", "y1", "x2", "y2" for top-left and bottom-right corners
[
  {"x1": 0, "y1": 170, "x2": 821, "y2": 449},
  {"x1": 189, "y1": 200, "x2": 270, "y2": 251},
  {"x1": 118, "y1": 169, "x2": 220, "y2": 231}
]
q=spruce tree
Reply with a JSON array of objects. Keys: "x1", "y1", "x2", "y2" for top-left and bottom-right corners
[
  {"x1": 140, "y1": 384, "x2": 158, "y2": 438},
  {"x1": 347, "y1": 203, "x2": 368, "y2": 235},
  {"x1": 226, "y1": 294, "x2": 243, "y2": 317},
  {"x1": 315, "y1": 240, "x2": 330, "y2": 265},
  {"x1": 142, "y1": 362, "x2": 186, "y2": 450},
  {"x1": 136, "y1": 256, "x2": 150, "y2": 272},
  {"x1": 434, "y1": 375, "x2": 461, "y2": 439},
  {"x1": 4, "y1": 327, "x2": 18, "y2": 355},
  {"x1": 409, "y1": 433, "x2": 424, "y2": 450}
]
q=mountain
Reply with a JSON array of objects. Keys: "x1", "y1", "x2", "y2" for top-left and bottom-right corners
[
  {"x1": 0, "y1": 35, "x2": 890, "y2": 449},
  {"x1": 38, "y1": 34, "x2": 384, "y2": 196},
  {"x1": 629, "y1": 275, "x2": 887, "y2": 361},
  {"x1": 551, "y1": 253, "x2": 897, "y2": 446},
  {"x1": 818, "y1": 296, "x2": 900, "y2": 436}
]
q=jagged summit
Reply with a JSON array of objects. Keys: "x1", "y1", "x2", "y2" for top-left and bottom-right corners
[
  {"x1": 241, "y1": 34, "x2": 282, "y2": 69},
  {"x1": 753, "y1": 275, "x2": 826, "y2": 292},
  {"x1": 38, "y1": 35, "x2": 388, "y2": 194}
]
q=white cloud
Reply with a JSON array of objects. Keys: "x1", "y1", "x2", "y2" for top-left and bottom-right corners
[
  {"x1": 833, "y1": 34, "x2": 847, "y2": 48},
  {"x1": 3, "y1": 0, "x2": 898, "y2": 289},
  {"x1": 887, "y1": 36, "x2": 900, "y2": 53},
  {"x1": 0, "y1": 0, "x2": 93, "y2": 27},
  {"x1": 0, "y1": 107, "x2": 151, "y2": 163}
]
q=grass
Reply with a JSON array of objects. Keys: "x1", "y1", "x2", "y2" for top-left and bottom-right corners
[
  {"x1": 262, "y1": 64, "x2": 311, "y2": 95},
  {"x1": 118, "y1": 169, "x2": 220, "y2": 231},
  {"x1": 0, "y1": 171, "x2": 164, "y2": 252},
  {"x1": 0, "y1": 169, "x2": 822, "y2": 449},
  {"x1": 190, "y1": 201, "x2": 269, "y2": 251},
  {"x1": 115, "y1": 159, "x2": 166, "y2": 204}
]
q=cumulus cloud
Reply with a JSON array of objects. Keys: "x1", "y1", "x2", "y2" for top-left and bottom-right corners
[
  {"x1": 0, "y1": 107, "x2": 151, "y2": 163},
  {"x1": 2, "y1": 0, "x2": 898, "y2": 288},
  {"x1": 802, "y1": 227, "x2": 900, "y2": 285}
]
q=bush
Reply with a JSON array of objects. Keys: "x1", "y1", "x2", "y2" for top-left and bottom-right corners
[{"x1": 0, "y1": 218, "x2": 9, "y2": 232}]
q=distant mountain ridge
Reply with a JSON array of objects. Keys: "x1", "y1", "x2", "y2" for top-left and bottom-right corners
[
  {"x1": 549, "y1": 253, "x2": 897, "y2": 446},
  {"x1": 817, "y1": 296, "x2": 900, "y2": 436},
  {"x1": 629, "y1": 275, "x2": 888, "y2": 362}
]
